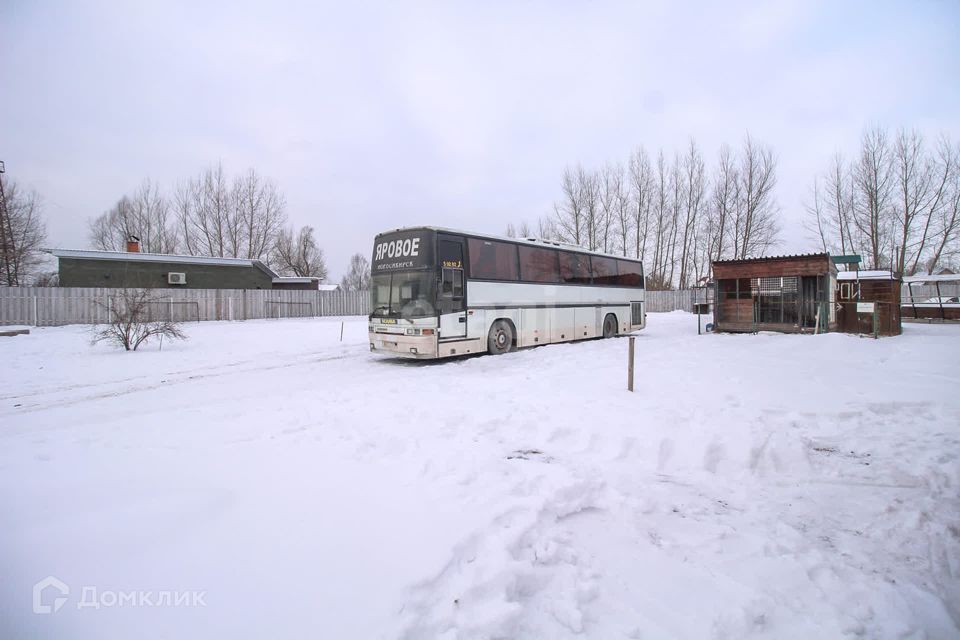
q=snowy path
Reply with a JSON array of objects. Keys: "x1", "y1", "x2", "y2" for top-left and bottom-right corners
[{"x1": 1, "y1": 314, "x2": 958, "y2": 639}]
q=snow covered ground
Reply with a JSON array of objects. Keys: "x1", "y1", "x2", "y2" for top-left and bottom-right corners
[{"x1": 1, "y1": 313, "x2": 958, "y2": 639}]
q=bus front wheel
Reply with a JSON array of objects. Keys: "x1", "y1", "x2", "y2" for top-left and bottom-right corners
[
  {"x1": 602, "y1": 314, "x2": 618, "y2": 338},
  {"x1": 487, "y1": 320, "x2": 515, "y2": 355}
]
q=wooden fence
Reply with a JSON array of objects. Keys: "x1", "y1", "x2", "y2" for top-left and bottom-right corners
[
  {"x1": 4, "y1": 283, "x2": 948, "y2": 327},
  {"x1": 645, "y1": 289, "x2": 698, "y2": 312},
  {"x1": 0, "y1": 287, "x2": 370, "y2": 326}
]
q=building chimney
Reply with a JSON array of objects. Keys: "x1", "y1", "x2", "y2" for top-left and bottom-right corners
[{"x1": 127, "y1": 235, "x2": 141, "y2": 253}]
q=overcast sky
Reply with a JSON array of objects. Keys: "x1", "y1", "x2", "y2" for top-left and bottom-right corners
[{"x1": 3, "y1": 0, "x2": 959, "y2": 280}]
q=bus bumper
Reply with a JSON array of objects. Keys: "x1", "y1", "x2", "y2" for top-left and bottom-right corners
[{"x1": 369, "y1": 332, "x2": 438, "y2": 359}]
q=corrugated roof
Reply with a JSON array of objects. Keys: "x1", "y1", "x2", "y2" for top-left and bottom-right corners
[
  {"x1": 47, "y1": 248, "x2": 278, "y2": 277},
  {"x1": 713, "y1": 252, "x2": 829, "y2": 264}
]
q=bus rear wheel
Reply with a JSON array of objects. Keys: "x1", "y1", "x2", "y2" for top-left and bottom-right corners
[
  {"x1": 602, "y1": 314, "x2": 618, "y2": 338},
  {"x1": 487, "y1": 320, "x2": 515, "y2": 355}
]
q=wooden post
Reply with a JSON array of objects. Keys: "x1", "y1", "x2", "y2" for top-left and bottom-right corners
[
  {"x1": 627, "y1": 335, "x2": 635, "y2": 392},
  {"x1": 340, "y1": 321, "x2": 344, "y2": 342},
  {"x1": 33, "y1": 296, "x2": 38, "y2": 327}
]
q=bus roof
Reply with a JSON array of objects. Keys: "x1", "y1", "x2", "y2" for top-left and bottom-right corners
[{"x1": 375, "y1": 226, "x2": 643, "y2": 263}]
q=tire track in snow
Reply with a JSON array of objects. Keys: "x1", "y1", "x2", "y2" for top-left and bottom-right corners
[{"x1": 0, "y1": 346, "x2": 369, "y2": 421}]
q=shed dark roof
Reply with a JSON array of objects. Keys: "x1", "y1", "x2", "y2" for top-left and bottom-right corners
[{"x1": 48, "y1": 248, "x2": 278, "y2": 278}]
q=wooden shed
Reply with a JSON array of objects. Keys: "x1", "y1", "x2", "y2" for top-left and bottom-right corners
[
  {"x1": 712, "y1": 253, "x2": 838, "y2": 333},
  {"x1": 836, "y1": 270, "x2": 902, "y2": 336}
]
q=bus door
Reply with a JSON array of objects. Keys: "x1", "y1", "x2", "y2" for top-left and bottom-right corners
[{"x1": 438, "y1": 236, "x2": 466, "y2": 339}]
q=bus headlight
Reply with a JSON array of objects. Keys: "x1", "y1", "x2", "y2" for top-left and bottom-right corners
[{"x1": 406, "y1": 328, "x2": 418, "y2": 335}]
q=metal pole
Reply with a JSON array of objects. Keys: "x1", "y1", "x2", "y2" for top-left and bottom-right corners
[
  {"x1": 340, "y1": 321, "x2": 344, "y2": 342},
  {"x1": 627, "y1": 335, "x2": 635, "y2": 392},
  {"x1": 697, "y1": 295, "x2": 701, "y2": 335}
]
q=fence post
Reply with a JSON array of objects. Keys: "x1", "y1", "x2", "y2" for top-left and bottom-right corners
[
  {"x1": 627, "y1": 336, "x2": 635, "y2": 392},
  {"x1": 33, "y1": 296, "x2": 39, "y2": 327}
]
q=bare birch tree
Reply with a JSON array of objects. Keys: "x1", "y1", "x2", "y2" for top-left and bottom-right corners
[
  {"x1": 648, "y1": 151, "x2": 673, "y2": 290},
  {"x1": 709, "y1": 145, "x2": 737, "y2": 261},
  {"x1": 925, "y1": 138, "x2": 960, "y2": 273},
  {"x1": 340, "y1": 253, "x2": 371, "y2": 291},
  {"x1": 735, "y1": 135, "x2": 780, "y2": 259},
  {"x1": 678, "y1": 140, "x2": 706, "y2": 288},
  {"x1": 851, "y1": 126, "x2": 895, "y2": 268},
  {"x1": 174, "y1": 163, "x2": 286, "y2": 260},
  {"x1": 272, "y1": 225, "x2": 328, "y2": 279},
  {"x1": 0, "y1": 181, "x2": 47, "y2": 286},
  {"x1": 89, "y1": 179, "x2": 179, "y2": 253},
  {"x1": 230, "y1": 169, "x2": 286, "y2": 261},
  {"x1": 582, "y1": 169, "x2": 602, "y2": 251},
  {"x1": 553, "y1": 166, "x2": 586, "y2": 246},
  {"x1": 629, "y1": 146, "x2": 653, "y2": 263}
]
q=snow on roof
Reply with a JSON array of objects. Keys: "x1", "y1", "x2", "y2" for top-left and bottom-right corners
[
  {"x1": 272, "y1": 277, "x2": 319, "y2": 283},
  {"x1": 48, "y1": 248, "x2": 275, "y2": 273},
  {"x1": 902, "y1": 274, "x2": 960, "y2": 283},
  {"x1": 837, "y1": 270, "x2": 897, "y2": 281},
  {"x1": 712, "y1": 252, "x2": 830, "y2": 265}
]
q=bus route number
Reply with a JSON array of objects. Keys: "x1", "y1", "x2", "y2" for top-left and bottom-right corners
[{"x1": 442, "y1": 260, "x2": 462, "y2": 268}]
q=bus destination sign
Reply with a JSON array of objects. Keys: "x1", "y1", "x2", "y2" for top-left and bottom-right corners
[{"x1": 372, "y1": 231, "x2": 434, "y2": 272}]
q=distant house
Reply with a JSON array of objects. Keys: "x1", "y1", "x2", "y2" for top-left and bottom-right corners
[{"x1": 49, "y1": 241, "x2": 334, "y2": 291}]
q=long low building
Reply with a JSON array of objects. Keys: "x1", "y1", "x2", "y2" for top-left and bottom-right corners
[{"x1": 48, "y1": 243, "x2": 333, "y2": 291}]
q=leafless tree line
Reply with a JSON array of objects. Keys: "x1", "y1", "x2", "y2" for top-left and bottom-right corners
[
  {"x1": 0, "y1": 177, "x2": 48, "y2": 286},
  {"x1": 806, "y1": 126, "x2": 960, "y2": 274},
  {"x1": 509, "y1": 134, "x2": 781, "y2": 290},
  {"x1": 340, "y1": 253, "x2": 370, "y2": 291},
  {"x1": 88, "y1": 163, "x2": 327, "y2": 278}
]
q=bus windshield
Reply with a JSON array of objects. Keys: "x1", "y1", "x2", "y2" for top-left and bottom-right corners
[{"x1": 370, "y1": 271, "x2": 437, "y2": 319}]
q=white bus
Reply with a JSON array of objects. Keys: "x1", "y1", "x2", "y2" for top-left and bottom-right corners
[{"x1": 368, "y1": 227, "x2": 646, "y2": 359}]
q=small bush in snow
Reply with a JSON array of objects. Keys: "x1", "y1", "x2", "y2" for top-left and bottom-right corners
[{"x1": 92, "y1": 288, "x2": 187, "y2": 351}]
